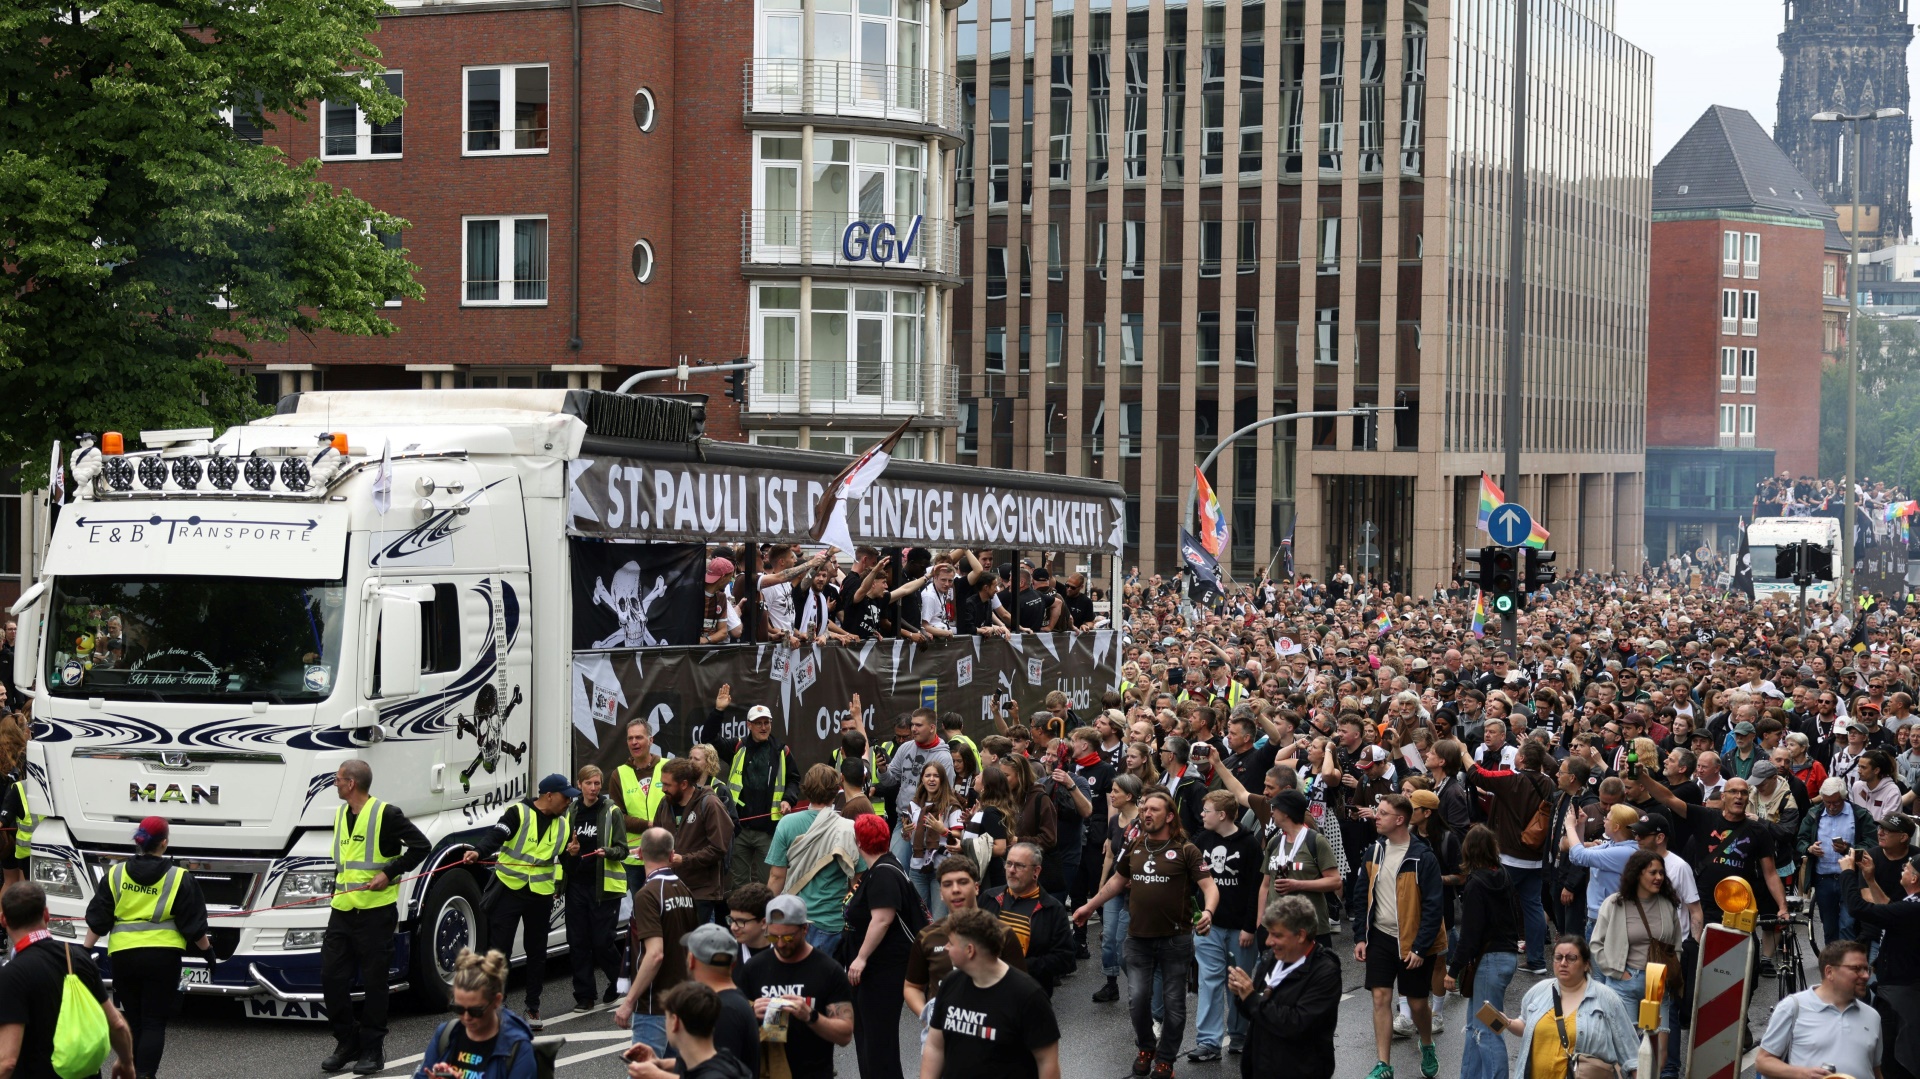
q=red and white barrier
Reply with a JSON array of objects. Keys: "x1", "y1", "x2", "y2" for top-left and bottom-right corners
[{"x1": 1688, "y1": 923, "x2": 1754, "y2": 1079}]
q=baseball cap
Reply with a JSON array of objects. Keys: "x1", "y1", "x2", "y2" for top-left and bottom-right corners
[
  {"x1": 747, "y1": 704, "x2": 773, "y2": 722},
  {"x1": 133, "y1": 815, "x2": 169, "y2": 849},
  {"x1": 538, "y1": 773, "x2": 581, "y2": 800},
  {"x1": 766, "y1": 893, "x2": 812, "y2": 927},
  {"x1": 1732, "y1": 721, "x2": 1756, "y2": 736},
  {"x1": 1820, "y1": 776, "x2": 1850, "y2": 797},
  {"x1": 1748, "y1": 760, "x2": 1779, "y2": 786},
  {"x1": 1880, "y1": 812, "x2": 1916, "y2": 837},
  {"x1": 682, "y1": 923, "x2": 738, "y2": 965},
  {"x1": 1362, "y1": 745, "x2": 1390, "y2": 764},
  {"x1": 1408, "y1": 790, "x2": 1440, "y2": 811},
  {"x1": 705, "y1": 557, "x2": 737, "y2": 584},
  {"x1": 1629, "y1": 814, "x2": 1669, "y2": 837}
]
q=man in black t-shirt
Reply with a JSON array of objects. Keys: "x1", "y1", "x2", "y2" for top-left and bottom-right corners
[
  {"x1": 1643, "y1": 773, "x2": 1786, "y2": 924},
  {"x1": 0, "y1": 882, "x2": 136, "y2": 1079},
  {"x1": 1016, "y1": 569, "x2": 1064, "y2": 632},
  {"x1": 733, "y1": 895, "x2": 854, "y2": 1079},
  {"x1": 1061, "y1": 573, "x2": 1097, "y2": 630},
  {"x1": 924, "y1": 907, "x2": 1063, "y2": 1079},
  {"x1": 959, "y1": 573, "x2": 1010, "y2": 637}
]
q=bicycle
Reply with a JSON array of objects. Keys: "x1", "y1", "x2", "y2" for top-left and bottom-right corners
[{"x1": 1756, "y1": 896, "x2": 1814, "y2": 998}]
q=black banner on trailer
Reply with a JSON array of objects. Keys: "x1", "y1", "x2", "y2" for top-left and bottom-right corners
[
  {"x1": 569, "y1": 539, "x2": 706, "y2": 649},
  {"x1": 570, "y1": 631, "x2": 1120, "y2": 775}
]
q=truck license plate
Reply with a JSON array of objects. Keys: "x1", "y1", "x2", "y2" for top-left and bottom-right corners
[{"x1": 177, "y1": 965, "x2": 211, "y2": 990}]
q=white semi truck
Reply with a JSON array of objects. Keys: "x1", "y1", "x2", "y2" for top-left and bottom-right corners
[
  {"x1": 1745, "y1": 515, "x2": 1842, "y2": 603},
  {"x1": 8, "y1": 389, "x2": 1124, "y2": 1011}
]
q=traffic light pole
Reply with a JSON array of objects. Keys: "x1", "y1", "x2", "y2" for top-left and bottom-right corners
[{"x1": 1499, "y1": 0, "x2": 1532, "y2": 660}]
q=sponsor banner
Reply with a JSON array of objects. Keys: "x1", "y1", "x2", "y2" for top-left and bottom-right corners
[
  {"x1": 568, "y1": 456, "x2": 1123, "y2": 557},
  {"x1": 44, "y1": 501, "x2": 348, "y2": 579},
  {"x1": 572, "y1": 631, "x2": 1119, "y2": 774},
  {"x1": 569, "y1": 539, "x2": 706, "y2": 649}
]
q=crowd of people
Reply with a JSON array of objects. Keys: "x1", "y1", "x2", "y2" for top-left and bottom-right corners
[{"x1": 12, "y1": 546, "x2": 1920, "y2": 1079}]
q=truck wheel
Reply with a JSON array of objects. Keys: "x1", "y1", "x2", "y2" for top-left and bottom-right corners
[{"x1": 411, "y1": 868, "x2": 481, "y2": 1010}]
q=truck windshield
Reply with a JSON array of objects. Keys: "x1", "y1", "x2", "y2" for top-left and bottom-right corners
[
  {"x1": 44, "y1": 576, "x2": 348, "y2": 702},
  {"x1": 1749, "y1": 545, "x2": 1779, "y2": 578}
]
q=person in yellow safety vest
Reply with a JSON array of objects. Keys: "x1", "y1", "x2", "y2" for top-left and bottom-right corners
[
  {"x1": 711, "y1": 683, "x2": 794, "y2": 892},
  {"x1": 940, "y1": 713, "x2": 979, "y2": 767},
  {"x1": 463, "y1": 773, "x2": 577, "y2": 1031},
  {"x1": 83, "y1": 815, "x2": 213, "y2": 1079},
  {"x1": 322, "y1": 759, "x2": 430, "y2": 1076},
  {"x1": 616, "y1": 717, "x2": 669, "y2": 893},
  {"x1": 561, "y1": 764, "x2": 629, "y2": 1012},
  {"x1": 3, "y1": 773, "x2": 38, "y2": 875}
]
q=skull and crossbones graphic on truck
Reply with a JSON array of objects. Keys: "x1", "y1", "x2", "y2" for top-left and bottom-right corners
[
  {"x1": 592, "y1": 562, "x2": 668, "y2": 649},
  {"x1": 457, "y1": 683, "x2": 526, "y2": 792}
]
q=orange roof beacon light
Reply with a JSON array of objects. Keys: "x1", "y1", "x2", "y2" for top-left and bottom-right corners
[
  {"x1": 1713, "y1": 877, "x2": 1758, "y2": 933},
  {"x1": 101, "y1": 432, "x2": 124, "y2": 455},
  {"x1": 329, "y1": 432, "x2": 349, "y2": 456}
]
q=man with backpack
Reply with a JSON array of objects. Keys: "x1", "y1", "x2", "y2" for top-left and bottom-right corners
[
  {"x1": 0, "y1": 880, "x2": 137, "y2": 1079},
  {"x1": 1464, "y1": 741, "x2": 1557, "y2": 974}
]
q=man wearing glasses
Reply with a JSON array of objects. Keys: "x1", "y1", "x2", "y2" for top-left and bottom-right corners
[
  {"x1": 1754, "y1": 941, "x2": 1882, "y2": 1079},
  {"x1": 1061, "y1": 573, "x2": 1097, "y2": 631}
]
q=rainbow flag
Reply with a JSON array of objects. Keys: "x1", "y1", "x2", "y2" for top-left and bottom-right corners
[
  {"x1": 1523, "y1": 521, "x2": 1550, "y2": 550},
  {"x1": 1372, "y1": 610, "x2": 1393, "y2": 636},
  {"x1": 1477, "y1": 473, "x2": 1505, "y2": 532},
  {"x1": 1471, "y1": 591, "x2": 1487, "y2": 638},
  {"x1": 1195, "y1": 466, "x2": 1229, "y2": 557}
]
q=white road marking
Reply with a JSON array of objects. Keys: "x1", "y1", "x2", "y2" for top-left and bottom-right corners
[{"x1": 556, "y1": 1040, "x2": 638, "y2": 1069}]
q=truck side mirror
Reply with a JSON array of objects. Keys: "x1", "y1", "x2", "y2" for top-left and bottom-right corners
[
  {"x1": 377, "y1": 594, "x2": 422, "y2": 699},
  {"x1": 8, "y1": 582, "x2": 45, "y2": 695}
]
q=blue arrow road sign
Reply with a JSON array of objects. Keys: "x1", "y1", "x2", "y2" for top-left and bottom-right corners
[{"x1": 1488, "y1": 502, "x2": 1533, "y2": 547}]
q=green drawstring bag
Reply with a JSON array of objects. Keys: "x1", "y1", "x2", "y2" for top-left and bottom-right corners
[{"x1": 50, "y1": 941, "x2": 111, "y2": 1079}]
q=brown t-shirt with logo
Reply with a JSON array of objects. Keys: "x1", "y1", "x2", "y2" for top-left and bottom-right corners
[
  {"x1": 629, "y1": 870, "x2": 699, "y2": 1014},
  {"x1": 1116, "y1": 838, "x2": 1210, "y2": 938}
]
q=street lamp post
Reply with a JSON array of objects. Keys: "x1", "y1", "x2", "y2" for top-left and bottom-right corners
[
  {"x1": 1811, "y1": 106, "x2": 1904, "y2": 604},
  {"x1": 1180, "y1": 407, "x2": 1388, "y2": 588}
]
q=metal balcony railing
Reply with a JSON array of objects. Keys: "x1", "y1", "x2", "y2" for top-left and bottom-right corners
[
  {"x1": 741, "y1": 209, "x2": 959, "y2": 277},
  {"x1": 743, "y1": 58, "x2": 963, "y2": 134},
  {"x1": 748, "y1": 357, "x2": 958, "y2": 421}
]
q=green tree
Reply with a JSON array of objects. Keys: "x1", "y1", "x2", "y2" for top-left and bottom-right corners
[
  {"x1": 0, "y1": 0, "x2": 420, "y2": 480},
  {"x1": 1822, "y1": 317, "x2": 1920, "y2": 495}
]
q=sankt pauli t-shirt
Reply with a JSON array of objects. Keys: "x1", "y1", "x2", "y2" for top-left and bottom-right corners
[
  {"x1": 929, "y1": 966, "x2": 1061, "y2": 1079},
  {"x1": 734, "y1": 946, "x2": 853, "y2": 1079}
]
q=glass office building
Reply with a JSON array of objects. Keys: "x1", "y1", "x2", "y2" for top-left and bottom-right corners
[{"x1": 946, "y1": 0, "x2": 1650, "y2": 589}]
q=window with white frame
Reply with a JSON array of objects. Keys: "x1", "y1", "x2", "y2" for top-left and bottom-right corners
[
  {"x1": 463, "y1": 216, "x2": 549, "y2": 304},
  {"x1": 1719, "y1": 404, "x2": 1736, "y2": 439},
  {"x1": 1196, "y1": 312, "x2": 1220, "y2": 365},
  {"x1": 1720, "y1": 346, "x2": 1738, "y2": 390},
  {"x1": 1741, "y1": 290, "x2": 1759, "y2": 335},
  {"x1": 1123, "y1": 219, "x2": 1146, "y2": 279},
  {"x1": 986, "y1": 246, "x2": 1008, "y2": 300},
  {"x1": 1721, "y1": 289, "x2": 1739, "y2": 335},
  {"x1": 1743, "y1": 232, "x2": 1760, "y2": 277},
  {"x1": 1047, "y1": 223, "x2": 1065, "y2": 281},
  {"x1": 1238, "y1": 220, "x2": 1258, "y2": 274},
  {"x1": 749, "y1": 284, "x2": 924, "y2": 402},
  {"x1": 322, "y1": 73, "x2": 403, "y2": 160},
  {"x1": 1121, "y1": 313, "x2": 1143, "y2": 365},
  {"x1": 466, "y1": 65, "x2": 550, "y2": 154},
  {"x1": 1315, "y1": 307, "x2": 1337, "y2": 364},
  {"x1": 1046, "y1": 312, "x2": 1065, "y2": 367},
  {"x1": 958, "y1": 401, "x2": 979, "y2": 455},
  {"x1": 1740, "y1": 348, "x2": 1757, "y2": 390},
  {"x1": 1824, "y1": 262, "x2": 1837, "y2": 297},
  {"x1": 985, "y1": 327, "x2": 1006, "y2": 373},
  {"x1": 1738, "y1": 404, "x2": 1756, "y2": 439},
  {"x1": 1722, "y1": 230, "x2": 1741, "y2": 277},
  {"x1": 753, "y1": 0, "x2": 931, "y2": 114},
  {"x1": 1199, "y1": 220, "x2": 1222, "y2": 277},
  {"x1": 1318, "y1": 217, "x2": 1340, "y2": 273},
  {"x1": 1089, "y1": 400, "x2": 1106, "y2": 457},
  {"x1": 1087, "y1": 322, "x2": 1105, "y2": 367},
  {"x1": 1121, "y1": 401, "x2": 1141, "y2": 456}
]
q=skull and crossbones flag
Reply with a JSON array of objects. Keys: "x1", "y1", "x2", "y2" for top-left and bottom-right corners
[{"x1": 570, "y1": 539, "x2": 707, "y2": 649}]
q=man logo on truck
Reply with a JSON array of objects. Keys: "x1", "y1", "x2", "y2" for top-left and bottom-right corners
[
  {"x1": 130, "y1": 782, "x2": 219, "y2": 805},
  {"x1": 457, "y1": 683, "x2": 526, "y2": 792}
]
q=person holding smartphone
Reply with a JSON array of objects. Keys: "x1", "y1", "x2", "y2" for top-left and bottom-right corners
[{"x1": 413, "y1": 948, "x2": 537, "y2": 1079}]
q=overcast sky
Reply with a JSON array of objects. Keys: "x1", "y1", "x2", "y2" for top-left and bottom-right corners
[{"x1": 1615, "y1": 0, "x2": 1920, "y2": 194}]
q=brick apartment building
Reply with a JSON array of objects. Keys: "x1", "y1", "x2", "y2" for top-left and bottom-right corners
[
  {"x1": 242, "y1": 0, "x2": 963, "y2": 459},
  {"x1": 1645, "y1": 105, "x2": 1847, "y2": 561}
]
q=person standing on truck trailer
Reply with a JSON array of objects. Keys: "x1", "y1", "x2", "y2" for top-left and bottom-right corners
[
  {"x1": 712, "y1": 684, "x2": 794, "y2": 891},
  {"x1": 82, "y1": 816, "x2": 213, "y2": 1079},
  {"x1": 618, "y1": 718, "x2": 670, "y2": 894},
  {"x1": 323, "y1": 760, "x2": 431, "y2": 1076},
  {"x1": 463, "y1": 774, "x2": 578, "y2": 1031}
]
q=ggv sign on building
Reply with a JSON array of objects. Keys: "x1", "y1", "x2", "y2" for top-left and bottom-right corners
[{"x1": 841, "y1": 215, "x2": 922, "y2": 265}]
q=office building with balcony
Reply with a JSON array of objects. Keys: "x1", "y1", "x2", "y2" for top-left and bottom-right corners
[
  {"x1": 947, "y1": 0, "x2": 1651, "y2": 589},
  {"x1": 240, "y1": 0, "x2": 963, "y2": 456},
  {"x1": 1645, "y1": 105, "x2": 1843, "y2": 561}
]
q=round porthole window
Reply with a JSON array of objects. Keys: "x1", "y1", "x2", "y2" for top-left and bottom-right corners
[
  {"x1": 633, "y1": 87, "x2": 657, "y2": 133},
  {"x1": 632, "y1": 239, "x2": 656, "y2": 283}
]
